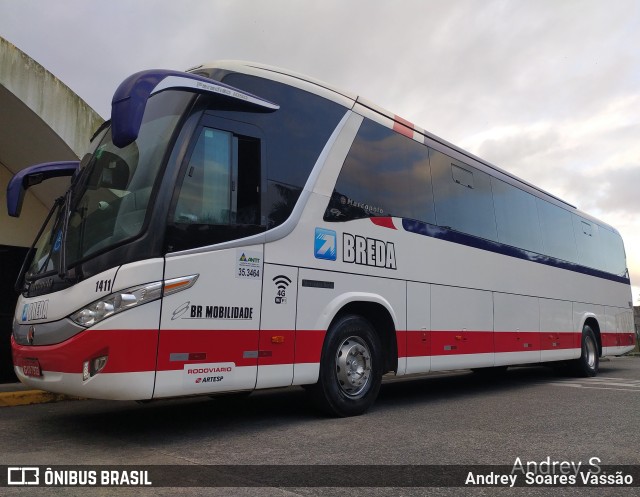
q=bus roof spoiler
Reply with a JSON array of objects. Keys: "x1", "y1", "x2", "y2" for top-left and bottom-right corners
[
  {"x1": 6, "y1": 161, "x2": 79, "y2": 218},
  {"x1": 111, "y1": 69, "x2": 279, "y2": 148}
]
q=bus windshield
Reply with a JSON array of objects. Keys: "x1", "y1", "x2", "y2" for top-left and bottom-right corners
[{"x1": 25, "y1": 91, "x2": 192, "y2": 283}]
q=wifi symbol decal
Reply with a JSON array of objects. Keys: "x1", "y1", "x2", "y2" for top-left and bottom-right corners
[
  {"x1": 273, "y1": 275, "x2": 292, "y2": 304},
  {"x1": 273, "y1": 275, "x2": 292, "y2": 289}
]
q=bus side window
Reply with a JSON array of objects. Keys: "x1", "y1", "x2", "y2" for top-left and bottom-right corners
[
  {"x1": 430, "y1": 150, "x2": 497, "y2": 241},
  {"x1": 536, "y1": 198, "x2": 578, "y2": 263},
  {"x1": 174, "y1": 128, "x2": 232, "y2": 224},
  {"x1": 167, "y1": 125, "x2": 263, "y2": 251},
  {"x1": 491, "y1": 177, "x2": 543, "y2": 254},
  {"x1": 599, "y1": 226, "x2": 627, "y2": 275},
  {"x1": 324, "y1": 118, "x2": 436, "y2": 224},
  {"x1": 173, "y1": 127, "x2": 261, "y2": 226}
]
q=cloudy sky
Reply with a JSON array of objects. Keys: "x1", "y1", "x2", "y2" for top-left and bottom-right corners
[{"x1": 1, "y1": 0, "x2": 639, "y2": 301}]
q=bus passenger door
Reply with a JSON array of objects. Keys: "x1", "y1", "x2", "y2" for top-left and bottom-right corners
[
  {"x1": 153, "y1": 118, "x2": 268, "y2": 398},
  {"x1": 257, "y1": 264, "x2": 299, "y2": 389}
]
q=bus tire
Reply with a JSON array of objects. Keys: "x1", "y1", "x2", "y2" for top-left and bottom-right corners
[
  {"x1": 310, "y1": 314, "x2": 382, "y2": 417},
  {"x1": 573, "y1": 325, "x2": 599, "y2": 377}
]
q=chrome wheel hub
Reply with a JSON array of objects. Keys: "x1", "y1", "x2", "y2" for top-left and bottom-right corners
[
  {"x1": 336, "y1": 336, "x2": 372, "y2": 397},
  {"x1": 584, "y1": 335, "x2": 597, "y2": 369}
]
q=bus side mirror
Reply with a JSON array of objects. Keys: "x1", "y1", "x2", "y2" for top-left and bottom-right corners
[{"x1": 6, "y1": 161, "x2": 79, "y2": 217}]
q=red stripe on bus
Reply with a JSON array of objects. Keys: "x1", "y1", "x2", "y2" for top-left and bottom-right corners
[
  {"x1": 12, "y1": 328, "x2": 633, "y2": 375},
  {"x1": 618, "y1": 332, "x2": 636, "y2": 347},
  {"x1": 11, "y1": 330, "x2": 158, "y2": 374},
  {"x1": 393, "y1": 115, "x2": 414, "y2": 138},
  {"x1": 156, "y1": 329, "x2": 259, "y2": 370},
  {"x1": 602, "y1": 332, "x2": 636, "y2": 347},
  {"x1": 430, "y1": 330, "x2": 495, "y2": 355},
  {"x1": 396, "y1": 330, "x2": 408, "y2": 357},
  {"x1": 257, "y1": 330, "x2": 295, "y2": 366},
  {"x1": 294, "y1": 330, "x2": 326, "y2": 363},
  {"x1": 601, "y1": 332, "x2": 616, "y2": 347},
  {"x1": 156, "y1": 329, "x2": 327, "y2": 370},
  {"x1": 370, "y1": 217, "x2": 397, "y2": 230},
  {"x1": 402, "y1": 330, "x2": 584, "y2": 357},
  {"x1": 492, "y1": 332, "x2": 541, "y2": 353}
]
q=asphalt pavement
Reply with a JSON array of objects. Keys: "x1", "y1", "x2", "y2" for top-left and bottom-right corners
[{"x1": 1, "y1": 356, "x2": 639, "y2": 496}]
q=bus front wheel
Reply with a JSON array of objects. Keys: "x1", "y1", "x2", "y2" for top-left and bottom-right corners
[
  {"x1": 573, "y1": 325, "x2": 599, "y2": 377},
  {"x1": 309, "y1": 314, "x2": 382, "y2": 417}
]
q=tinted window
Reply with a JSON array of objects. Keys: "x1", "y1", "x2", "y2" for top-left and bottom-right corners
[
  {"x1": 175, "y1": 128, "x2": 233, "y2": 225},
  {"x1": 573, "y1": 215, "x2": 603, "y2": 270},
  {"x1": 536, "y1": 199, "x2": 577, "y2": 263},
  {"x1": 167, "y1": 120, "x2": 264, "y2": 251},
  {"x1": 325, "y1": 119, "x2": 436, "y2": 223},
  {"x1": 600, "y1": 226, "x2": 627, "y2": 275},
  {"x1": 430, "y1": 150, "x2": 497, "y2": 241},
  {"x1": 220, "y1": 73, "x2": 347, "y2": 228},
  {"x1": 492, "y1": 178, "x2": 543, "y2": 253},
  {"x1": 173, "y1": 128, "x2": 260, "y2": 226}
]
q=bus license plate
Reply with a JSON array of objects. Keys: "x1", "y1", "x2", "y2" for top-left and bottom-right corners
[{"x1": 21, "y1": 358, "x2": 42, "y2": 377}]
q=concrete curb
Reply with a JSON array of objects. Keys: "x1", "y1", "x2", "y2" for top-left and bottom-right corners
[{"x1": 0, "y1": 388, "x2": 83, "y2": 407}]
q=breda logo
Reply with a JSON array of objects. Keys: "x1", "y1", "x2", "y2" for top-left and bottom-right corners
[
  {"x1": 21, "y1": 300, "x2": 49, "y2": 322},
  {"x1": 343, "y1": 233, "x2": 397, "y2": 269}
]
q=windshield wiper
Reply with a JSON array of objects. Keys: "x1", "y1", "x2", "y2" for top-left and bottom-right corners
[
  {"x1": 58, "y1": 190, "x2": 69, "y2": 280},
  {"x1": 16, "y1": 196, "x2": 64, "y2": 292}
]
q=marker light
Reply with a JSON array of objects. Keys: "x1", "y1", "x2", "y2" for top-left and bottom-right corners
[
  {"x1": 70, "y1": 275, "x2": 198, "y2": 327},
  {"x1": 163, "y1": 274, "x2": 199, "y2": 296}
]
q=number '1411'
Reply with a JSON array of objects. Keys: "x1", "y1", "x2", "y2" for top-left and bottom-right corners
[{"x1": 95, "y1": 279, "x2": 113, "y2": 293}]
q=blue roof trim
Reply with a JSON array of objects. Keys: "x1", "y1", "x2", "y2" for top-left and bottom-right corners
[
  {"x1": 7, "y1": 161, "x2": 79, "y2": 217},
  {"x1": 401, "y1": 218, "x2": 630, "y2": 285},
  {"x1": 111, "y1": 69, "x2": 279, "y2": 148}
]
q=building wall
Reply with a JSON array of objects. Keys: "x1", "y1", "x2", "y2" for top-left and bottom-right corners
[
  {"x1": 0, "y1": 36, "x2": 103, "y2": 382},
  {"x1": 634, "y1": 306, "x2": 640, "y2": 353}
]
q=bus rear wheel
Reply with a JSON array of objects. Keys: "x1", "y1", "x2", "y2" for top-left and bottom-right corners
[
  {"x1": 309, "y1": 314, "x2": 382, "y2": 417},
  {"x1": 573, "y1": 325, "x2": 599, "y2": 377}
]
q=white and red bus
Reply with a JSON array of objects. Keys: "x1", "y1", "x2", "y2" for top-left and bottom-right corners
[{"x1": 8, "y1": 61, "x2": 635, "y2": 416}]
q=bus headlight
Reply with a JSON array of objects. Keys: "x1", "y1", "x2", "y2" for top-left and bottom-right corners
[{"x1": 70, "y1": 281, "x2": 163, "y2": 327}]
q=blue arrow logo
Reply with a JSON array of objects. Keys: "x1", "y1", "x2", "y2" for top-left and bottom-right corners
[{"x1": 314, "y1": 228, "x2": 337, "y2": 261}]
